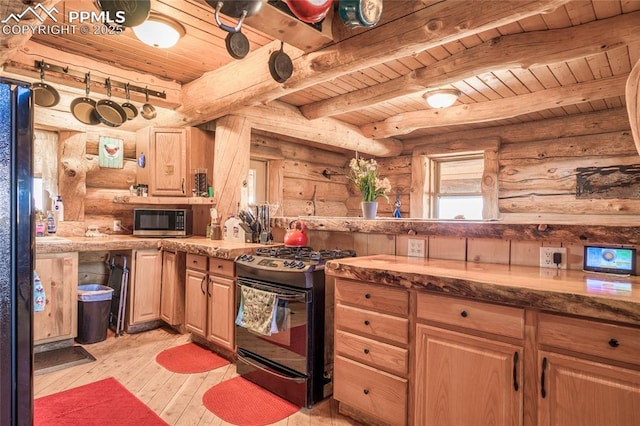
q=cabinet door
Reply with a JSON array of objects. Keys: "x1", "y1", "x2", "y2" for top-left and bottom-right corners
[
  {"x1": 538, "y1": 351, "x2": 640, "y2": 426},
  {"x1": 34, "y1": 253, "x2": 78, "y2": 344},
  {"x1": 130, "y1": 249, "x2": 162, "y2": 324},
  {"x1": 185, "y1": 268, "x2": 208, "y2": 337},
  {"x1": 207, "y1": 275, "x2": 235, "y2": 350},
  {"x1": 160, "y1": 250, "x2": 185, "y2": 326},
  {"x1": 414, "y1": 324, "x2": 523, "y2": 426},
  {"x1": 150, "y1": 128, "x2": 187, "y2": 196}
]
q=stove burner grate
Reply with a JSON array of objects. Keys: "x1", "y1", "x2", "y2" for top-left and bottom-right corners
[{"x1": 254, "y1": 247, "x2": 356, "y2": 263}]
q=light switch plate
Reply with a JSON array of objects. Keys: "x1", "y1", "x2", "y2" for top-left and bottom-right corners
[
  {"x1": 408, "y1": 239, "x2": 425, "y2": 257},
  {"x1": 539, "y1": 247, "x2": 567, "y2": 269}
]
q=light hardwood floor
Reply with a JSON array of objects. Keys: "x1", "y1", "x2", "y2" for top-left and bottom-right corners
[{"x1": 34, "y1": 327, "x2": 362, "y2": 425}]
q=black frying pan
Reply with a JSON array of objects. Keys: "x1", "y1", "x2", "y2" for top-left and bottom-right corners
[
  {"x1": 96, "y1": 0, "x2": 150, "y2": 27},
  {"x1": 206, "y1": 0, "x2": 263, "y2": 59},
  {"x1": 94, "y1": 78, "x2": 127, "y2": 127},
  {"x1": 269, "y1": 42, "x2": 293, "y2": 83},
  {"x1": 70, "y1": 73, "x2": 99, "y2": 125},
  {"x1": 33, "y1": 63, "x2": 60, "y2": 107},
  {"x1": 121, "y1": 83, "x2": 138, "y2": 120}
]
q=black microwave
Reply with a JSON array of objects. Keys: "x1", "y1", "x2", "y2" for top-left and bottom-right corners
[{"x1": 133, "y1": 209, "x2": 192, "y2": 237}]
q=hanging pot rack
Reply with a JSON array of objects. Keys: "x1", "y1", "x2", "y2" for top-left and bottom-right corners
[{"x1": 34, "y1": 60, "x2": 166, "y2": 100}]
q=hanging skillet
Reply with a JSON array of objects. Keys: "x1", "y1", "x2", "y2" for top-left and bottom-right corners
[
  {"x1": 70, "y1": 73, "x2": 99, "y2": 125},
  {"x1": 94, "y1": 78, "x2": 127, "y2": 127},
  {"x1": 140, "y1": 88, "x2": 157, "y2": 120},
  {"x1": 285, "y1": 0, "x2": 332, "y2": 24},
  {"x1": 205, "y1": 0, "x2": 264, "y2": 59},
  {"x1": 95, "y1": 0, "x2": 150, "y2": 27},
  {"x1": 339, "y1": 0, "x2": 384, "y2": 28},
  {"x1": 269, "y1": 42, "x2": 293, "y2": 83},
  {"x1": 121, "y1": 83, "x2": 138, "y2": 120},
  {"x1": 32, "y1": 62, "x2": 60, "y2": 107}
]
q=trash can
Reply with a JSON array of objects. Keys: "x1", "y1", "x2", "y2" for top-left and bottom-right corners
[{"x1": 76, "y1": 284, "x2": 114, "y2": 344}]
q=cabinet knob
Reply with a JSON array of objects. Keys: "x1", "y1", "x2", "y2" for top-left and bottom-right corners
[
  {"x1": 364, "y1": 293, "x2": 371, "y2": 299},
  {"x1": 363, "y1": 348, "x2": 370, "y2": 354},
  {"x1": 218, "y1": 264, "x2": 223, "y2": 269},
  {"x1": 364, "y1": 320, "x2": 370, "y2": 326},
  {"x1": 363, "y1": 389, "x2": 369, "y2": 395},
  {"x1": 460, "y1": 310, "x2": 468, "y2": 318},
  {"x1": 608, "y1": 338, "x2": 620, "y2": 348}
]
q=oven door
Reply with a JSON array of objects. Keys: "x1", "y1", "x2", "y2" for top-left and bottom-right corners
[{"x1": 235, "y1": 278, "x2": 309, "y2": 375}]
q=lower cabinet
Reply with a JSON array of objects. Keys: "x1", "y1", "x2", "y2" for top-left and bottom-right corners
[
  {"x1": 185, "y1": 254, "x2": 235, "y2": 351},
  {"x1": 160, "y1": 250, "x2": 186, "y2": 327},
  {"x1": 34, "y1": 252, "x2": 78, "y2": 345},
  {"x1": 128, "y1": 248, "x2": 162, "y2": 327}
]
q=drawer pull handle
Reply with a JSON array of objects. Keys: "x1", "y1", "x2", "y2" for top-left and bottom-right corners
[
  {"x1": 540, "y1": 357, "x2": 548, "y2": 399},
  {"x1": 460, "y1": 310, "x2": 468, "y2": 318},
  {"x1": 512, "y1": 351, "x2": 519, "y2": 392},
  {"x1": 609, "y1": 338, "x2": 620, "y2": 348},
  {"x1": 363, "y1": 389, "x2": 369, "y2": 395},
  {"x1": 363, "y1": 348, "x2": 370, "y2": 354},
  {"x1": 364, "y1": 293, "x2": 371, "y2": 299},
  {"x1": 364, "y1": 320, "x2": 370, "y2": 326}
]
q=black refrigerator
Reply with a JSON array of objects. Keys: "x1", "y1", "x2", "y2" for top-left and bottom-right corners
[{"x1": 0, "y1": 78, "x2": 34, "y2": 425}]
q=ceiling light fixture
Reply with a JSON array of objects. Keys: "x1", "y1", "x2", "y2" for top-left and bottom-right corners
[
  {"x1": 133, "y1": 12, "x2": 185, "y2": 49},
  {"x1": 423, "y1": 89, "x2": 461, "y2": 108}
]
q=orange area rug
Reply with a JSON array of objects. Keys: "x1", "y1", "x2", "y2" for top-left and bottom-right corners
[
  {"x1": 155, "y1": 342, "x2": 230, "y2": 374},
  {"x1": 34, "y1": 377, "x2": 167, "y2": 426},
  {"x1": 202, "y1": 376, "x2": 299, "y2": 425}
]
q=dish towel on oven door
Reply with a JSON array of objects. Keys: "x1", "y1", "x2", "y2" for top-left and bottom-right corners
[{"x1": 235, "y1": 285, "x2": 288, "y2": 336}]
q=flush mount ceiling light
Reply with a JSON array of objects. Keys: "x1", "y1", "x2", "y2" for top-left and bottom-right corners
[
  {"x1": 133, "y1": 12, "x2": 186, "y2": 48},
  {"x1": 423, "y1": 89, "x2": 461, "y2": 108}
]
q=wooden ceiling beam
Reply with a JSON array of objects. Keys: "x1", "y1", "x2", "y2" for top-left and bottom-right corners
[
  {"x1": 236, "y1": 101, "x2": 403, "y2": 157},
  {"x1": 180, "y1": 0, "x2": 570, "y2": 125},
  {"x1": 627, "y1": 58, "x2": 640, "y2": 156},
  {"x1": 361, "y1": 75, "x2": 628, "y2": 138},
  {"x1": 301, "y1": 11, "x2": 640, "y2": 120}
]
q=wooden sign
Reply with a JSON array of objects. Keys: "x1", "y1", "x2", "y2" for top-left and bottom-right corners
[{"x1": 576, "y1": 165, "x2": 640, "y2": 199}]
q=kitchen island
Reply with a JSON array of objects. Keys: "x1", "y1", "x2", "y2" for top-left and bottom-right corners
[{"x1": 326, "y1": 255, "x2": 640, "y2": 426}]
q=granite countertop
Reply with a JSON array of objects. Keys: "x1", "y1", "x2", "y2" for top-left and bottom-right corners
[
  {"x1": 325, "y1": 255, "x2": 640, "y2": 327},
  {"x1": 36, "y1": 235, "x2": 279, "y2": 259}
]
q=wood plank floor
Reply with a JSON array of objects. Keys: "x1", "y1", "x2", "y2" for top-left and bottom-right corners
[{"x1": 34, "y1": 327, "x2": 362, "y2": 425}]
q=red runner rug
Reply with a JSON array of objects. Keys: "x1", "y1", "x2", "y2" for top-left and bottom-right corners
[
  {"x1": 202, "y1": 376, "x2": 299, "y2": 425},
  {"x1": 156, "y1": 342, "x2": 230, "y2": 374},
  {"x1": 34, "y1": 377, "x2": 167, "y2": 426}
]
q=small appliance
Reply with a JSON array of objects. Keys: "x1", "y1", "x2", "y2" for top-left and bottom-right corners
[{"x1": 133, "y1": 208, "x2": 192, "y2": 237}]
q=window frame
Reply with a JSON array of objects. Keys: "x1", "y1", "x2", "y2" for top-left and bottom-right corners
[{"x1": 432, "y1": 153, "x2": 484, "y2": 219}]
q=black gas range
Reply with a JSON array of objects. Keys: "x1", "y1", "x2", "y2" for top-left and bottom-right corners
[{"x1": 234, "y1": 246, "x2": 355, "y2": 407}]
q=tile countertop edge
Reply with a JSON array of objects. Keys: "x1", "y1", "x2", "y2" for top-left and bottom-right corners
[
  {"x1": 36, "y1": 236, "x2": 281, "y2": 259},
  {"x1": 325, "y1": 254, "x2": 640, "y2": 327}
]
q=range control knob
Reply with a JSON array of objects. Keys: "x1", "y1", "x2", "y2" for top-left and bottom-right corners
[
  {"x1": 238, "y1": 254, "x2": 247, "y2": 261},
  {"x1": 247, "y1": 255, "x2": 254, "y2": 262},
  {"x1": 284, "y1": 260, "x2": 289, "y2": 267},
  {"x1": 290, "y1": 262, "x2": 297, "y2": 268},
  {"x1": 296, "y1": 261, "x2": 305, "y2": 269}
]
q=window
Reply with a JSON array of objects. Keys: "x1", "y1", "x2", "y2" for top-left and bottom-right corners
[
  {"x1": 433, "y1": 155, "x2": 484, "y2": 220},
  {"x1": 33, "y1": 176, "x2": 45, "y2": 212},
  {"x1": 248, "y1": 159, "x2": 267, "y2": 205}
]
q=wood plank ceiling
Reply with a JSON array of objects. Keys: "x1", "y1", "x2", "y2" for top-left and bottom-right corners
[{"x1": 1, "y1": 0, "x2": 639, "y2": 155}]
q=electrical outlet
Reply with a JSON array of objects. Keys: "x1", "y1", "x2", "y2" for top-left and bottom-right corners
[
  {"x1": 539, "y1": 247, "x2": 567, "y2": 269},
  {"x1": 408, "y1": 239, "x2": 425, "y2": 257}
]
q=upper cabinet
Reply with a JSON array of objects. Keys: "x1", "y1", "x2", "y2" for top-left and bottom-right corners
[{"x1": 136, "y1": 127, "x2": 214, "y2": 197}]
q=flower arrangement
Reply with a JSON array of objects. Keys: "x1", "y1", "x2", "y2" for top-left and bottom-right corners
[{"x1": 347, "y1": 157, "x2": 392, "y2": 202}]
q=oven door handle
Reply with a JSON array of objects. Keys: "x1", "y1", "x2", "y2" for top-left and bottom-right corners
[
  {"x1": 274, "y1": 293, "x2": 306, "y2": 302},
  {"x1": 237, "y1": 353, "x2": 307, "y2": 384},
  {"x1": 237, "y1": 281, "x2": 308, "y2": 302}
]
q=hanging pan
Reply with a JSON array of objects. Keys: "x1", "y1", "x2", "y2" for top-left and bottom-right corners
[
  {"x1": 140, "y1": 88, "x2": 157, "y2": 120},
  {"x1": 32, "y1": 62, "x2": 60, "y2": 107},
  {"x1": 269, "y1": 41, "x2": 293, "y2": 83},
  {"x1": 206, "y1": 0, "x2": 263, "y2": 59},
  {"x1": 121, "y1": 83, "x2": 138, "y2": 120},
  {"x1": 285, "y1": 0, "x2": 332, "y2": 24},
  {"x1": 95, "y1": 0, "x2": 150, "y2": 27},
  {"x1": 94, "y1": 78, "x2": 127, "y2": 127},
  {"x1": 70, "y1": 73, "x2": 99, "y2": 125}
]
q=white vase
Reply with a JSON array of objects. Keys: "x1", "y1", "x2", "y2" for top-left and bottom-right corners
[{"x1": 361, "y1": 201, "x2": 378, "y2": 219}]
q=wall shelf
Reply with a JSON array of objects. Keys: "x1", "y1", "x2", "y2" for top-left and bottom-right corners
[{"x1": 113, "y1": 196, "x2": 217, "y2": 205}]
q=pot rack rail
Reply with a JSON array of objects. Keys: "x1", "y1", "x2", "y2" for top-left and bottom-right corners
[{"x1": 35, "y1": 60, "x2": 166, "y2": 99}]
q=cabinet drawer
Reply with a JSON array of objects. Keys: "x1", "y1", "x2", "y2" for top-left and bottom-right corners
[
  {"x1": 208, "y1": 258, "x2": 234, "y2": 278},
  {"x1": 538, "y1": 313, "x2": 640, "y2": 366},
  {"x1": 336, "y1": 303, "x2": 409, "y2": 345},
  {"x1": 334, "y1": 355, "x2": 407, "y2": 426},
  {"x1": 335, "y1": 279, "x2": 408, "y2": 316},
  {"x1": 416, "y1": 292, "x2": 524, "y2": 340},
  {"x1": 186, "y1": 254, "x2": 207, "y2": 271},
  {"x1": 335, "y1": 330, "x2": 409, "y2": 377}
]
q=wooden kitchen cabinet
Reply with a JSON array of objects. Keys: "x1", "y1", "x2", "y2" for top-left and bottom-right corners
[
  {"x1": 136, "y1": 127, "x2": 213, "y2": 197},
  {"x1": 413, "y1": 293, "x2": 525, "y2": 426},
  {"x1": 184, "y1": 254, "x2": 235, "y2": 351},
  {"x1": 127, "y1": 248, "x2": 162, "y2": 327},
  {"x1": 160, "y1": 250, "x2": 186, "y2": 327},
  {"x1": 34, "y1": 252, "x2": 78, "y2": 345},
  {"x1": 537, "y1": 313, "x2": 640, "y2": 426},
  {"x1": 333, "y1": 278, "x2": 409, "y2": 426}
]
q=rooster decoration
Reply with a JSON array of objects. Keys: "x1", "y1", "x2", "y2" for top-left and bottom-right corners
[{"x1": 99, "y1": 136, "x2": 124, "y2": 168}]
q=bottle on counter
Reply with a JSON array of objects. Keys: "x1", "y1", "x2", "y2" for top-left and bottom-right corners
[
  {"x1": 46, "y1": 210, "x2": 56, "y2": 235},
  {"x1": 35, "y1": 213, "x2": 45, "y2": 237},
  {"x1": 54, "y1": 195, "x2": 64, "y2": 222}
]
